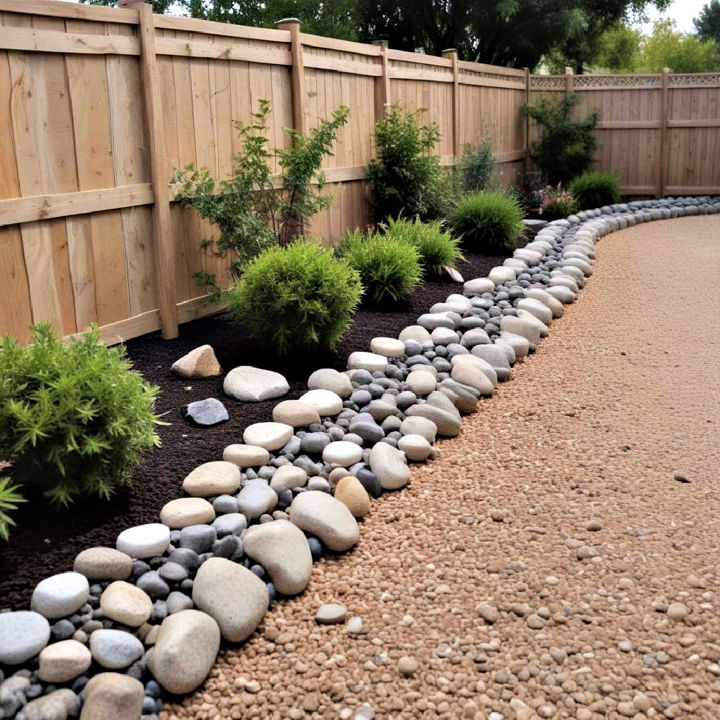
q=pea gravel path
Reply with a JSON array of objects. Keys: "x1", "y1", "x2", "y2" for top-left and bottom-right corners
[{"x1": 163, "y1": 216, "x2": 720, "y2": 720}]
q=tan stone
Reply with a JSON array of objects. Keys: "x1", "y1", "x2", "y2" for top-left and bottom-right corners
[
  {"x1": 100, "y1": 581, "x2": 153, "y2": 627},
  {"x1": 160, "y1": 498, "x2": 215, "y2": 529},
  {"x1": 334, "y1": 476, "x2": 371, "y2": 518},
  {"x1": 80, "y1": 673, "x2": 144, "y2": 720},
  {"x1": 181, "y1": 461, "x2": 241, "y2": 497},
  {"x1": 170, "y1": 344, "x2": 221, "y2": 378},
  {"x1": 272, "y1": 400, "x2": 321, "y2": 427},
  {"x1": 38, "y1": 640, "x2": 91, "y2": 683},
  {"x1": 73, "y1": 547, "x2": 132, "y2": 581}
]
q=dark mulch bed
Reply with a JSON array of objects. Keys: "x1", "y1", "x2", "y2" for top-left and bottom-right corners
[{"x1": 0, "y1": 248, "x2": 511, "y2": 610}]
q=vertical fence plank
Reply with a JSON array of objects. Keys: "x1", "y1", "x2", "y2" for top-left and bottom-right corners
[
  {"x1": 372, "y1": 39, "x2": 389, "y2": 123},
  {"x1": 659, "y1": 67, "x2": 670, "y2": 198},
  {"x1": 120, "y1": 0, "x2": 178, "y2": 338},
  {"x1": 565, "y1": 66, "x2": 574, "y2": 92},
  {"x1": 523, "y1": 67, "x2": 530, "y2": 172},
  {"x1": 277, "y1": 18, "x2": 305, "y2": 134},
  {"x1": 442, "y1": 48, "x2": 460, "y2": 159}
]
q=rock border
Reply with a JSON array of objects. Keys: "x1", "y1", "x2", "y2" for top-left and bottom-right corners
[{"x1": 1, "y1": 196, "x2": 719, "y2": 720}]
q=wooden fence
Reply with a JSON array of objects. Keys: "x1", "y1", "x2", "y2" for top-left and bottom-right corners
[
  {"x1": 0, "y1": 0, "x2": 528, "y2": 344},
  {"x1": 530, "y1": 69, "x2": 720, "y2": 198}
]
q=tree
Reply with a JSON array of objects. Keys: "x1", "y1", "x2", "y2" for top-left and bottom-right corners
[
  {"x1": 638, "y1": 19, "x2": 720, "y2": 72},
  {"x1": 592, "y1": 24, "x2": 642, "y2": 72},
  {"x1": 695, "y1": 0, "x2": 720, "y2": 43}
]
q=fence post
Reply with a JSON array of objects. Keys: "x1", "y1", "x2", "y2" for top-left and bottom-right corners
[
  {"x1": 524, "y1": 67, "x2": 530, "y2": 172},
  {"x1": 564, "y1": 66, "x2": 574, "y2": 92},
  {"x1": 119, "y1": 0, "x2": 178, "y2": 339},
  {"x1": 372, "y1": 39, "x2": 390, "y2": 123},
  {"x1": 277, "y1": 18, "x2": 306, "y2": 135},
  {"x1": 658, "y1": 67, "x2": 670, "y2": 198},
  {"x1": 442, "y1": 48, "x2": 460, "y2": 160}
]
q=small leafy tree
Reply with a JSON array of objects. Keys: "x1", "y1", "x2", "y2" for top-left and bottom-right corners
[
  {"x1": 367, "y1": 105, "x2": 450, "y2": 222},
  {"x1": 525, "y1": 92, "x2": 599, "y2": 184},
  {"x1": 172, "y1": 101, "x2": 349, "y2": 300},
  {"x1": 639, "y1": 19, "x2": 720, "y2": 72},
  {"x1": 458, "y1": 138, "x2": 497, "y2": 194},
  {"x1": 695, "y1": 0, "x2": 720, "y2": 44}
]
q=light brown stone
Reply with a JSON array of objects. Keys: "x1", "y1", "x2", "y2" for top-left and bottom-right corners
[
  {"x1": 334, "y1": 476, "x2": 371, "y2": 518},
  {"x1": 170, "y1": 345, "x2": 221, "y2": 378},
  {"x1": 99, "y1": 581, "x2": 153, "y2": 627}
]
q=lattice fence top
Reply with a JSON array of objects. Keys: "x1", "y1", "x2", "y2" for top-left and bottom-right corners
[
  {"x1": 463, "y1": 69, "x2": 526, "y2": 86},
  {"x1": 529, "y1": 75, "x2": 565, "y2": 89},
  {"x1": 574, "y1": 74, "x2": 662, "y2": 88},
  {"x1": 670, "y1": 73, "x2": 720, "y2": 86}
]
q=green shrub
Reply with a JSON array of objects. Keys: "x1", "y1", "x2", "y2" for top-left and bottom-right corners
[
  {"x1": 366, "y1": 105, "x2": 451, "y2": 222},
  {"x1": 172, "y1": 100, "x2": 349, "y2": 301},
  {"x1": 228, "y1": 240, "x2": 362, "y2": 354},
  {"x1": 450, "y1": 192, "x2": 525, "y2": 252},
  {"x1": 524, "y1": 92, "x2": 600, "y2": 184},
  {"x1": 0, "y1": 324, "x2": 161, "y2": 507},
  {"x1": 458, "y1": 139, "x2": 497, "y2": 194},
  {"x1": 381, "y1": 216, "x2": 464, "y2": 276},
  {"x1": 337, "y1": 231, "x2": 423, "y2": 304},
  {"x1": 569, "y1": 171, "x2": 621, "y2": 210},
  {"x1": 533, "y1": 183, "x2": 577, "y2": 219},
  {"x1": 0, "y1": 478, "x2": 25, "y2": 541}
]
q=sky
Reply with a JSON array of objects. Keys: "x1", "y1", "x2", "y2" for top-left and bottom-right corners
[{"x1": 632, "y1": 0, "x2": 708, "y2": 33}]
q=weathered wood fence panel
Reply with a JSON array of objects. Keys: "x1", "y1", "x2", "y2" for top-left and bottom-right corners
[
  {"x1": 529, "y1": 71, "x2": 720, "y2": 197},
  {"x1": 0, "y1": 0, "x2": 718, "y2": 346}
]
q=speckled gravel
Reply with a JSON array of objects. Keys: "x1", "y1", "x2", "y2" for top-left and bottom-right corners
[{"x1": 162, "y1": 215, "x2": 720, "y2": 720}]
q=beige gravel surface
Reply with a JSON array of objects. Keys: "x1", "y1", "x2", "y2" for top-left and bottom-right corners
[{"x1": 163, "y1": 217, "x2": 720, "y2": 720}]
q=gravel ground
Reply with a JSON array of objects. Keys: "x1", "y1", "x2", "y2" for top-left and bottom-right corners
[{"x1": 163, "y1": 216, "x2": 720, "y2": 720}]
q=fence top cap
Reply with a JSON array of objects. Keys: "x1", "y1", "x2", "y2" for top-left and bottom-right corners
[
  {"x1": 441, "y1": 48, "x2": 458, "y2": 54},
  {"x1": 276, "y1": 18, "x2": 301, "y2": 25}
]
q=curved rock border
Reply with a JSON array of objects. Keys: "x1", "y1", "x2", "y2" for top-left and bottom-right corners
[{"x1": 2, "y1": 196, "x2": 718, "y2": 720}]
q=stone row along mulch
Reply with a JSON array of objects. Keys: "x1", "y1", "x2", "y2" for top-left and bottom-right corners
[{"x1": 166, "y1": 214, "x2": 720, "y2": 720}]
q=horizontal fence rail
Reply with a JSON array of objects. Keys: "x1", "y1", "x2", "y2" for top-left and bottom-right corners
[{"x1": 0, "y1": 0, "x2": 718, "y2": 346}]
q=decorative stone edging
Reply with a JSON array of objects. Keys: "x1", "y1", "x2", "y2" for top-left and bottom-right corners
[{"x1": 1, "y1": 196, "x2": 718, "y2": 720}]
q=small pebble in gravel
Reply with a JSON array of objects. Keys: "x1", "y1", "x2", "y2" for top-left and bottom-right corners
[
  {"x1": 398, "y1": 656, "x2": 418, "y2": 676},
  {"x1": 673, "y1": 472, "x2": 691, "y2": 483},
  {"x1": 314, "y1": 604, "x2": 347, "y2": 625}
]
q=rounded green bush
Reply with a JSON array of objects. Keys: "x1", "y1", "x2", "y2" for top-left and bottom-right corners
[
  {"x1": 569, "y1": 171, "x2": 621, "y2": 210},
  {"x1": 228, "y1": 240, "x2": 362, "y2": 354},
  {"x1": 337, "y1": 230, "x2": 423, "y2": 304},
  {"x1": 449, "y1": 191, "x2": 525, "y2": 252},
  {"x1": 0, "y1": 324, "x2": 161, "y2": 507},
  {"x1": 381, "y1": 217, "x2": 464, "y2": 276}
]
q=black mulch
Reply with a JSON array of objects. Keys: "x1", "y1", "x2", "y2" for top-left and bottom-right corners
[{"x1": 0, "y1": 249, "x2": 512, "y2": 610}]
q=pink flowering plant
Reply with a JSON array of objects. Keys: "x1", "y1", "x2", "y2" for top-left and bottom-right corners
[{"x1": 533, "y1": 183, "x2": 576, "y2": 220}]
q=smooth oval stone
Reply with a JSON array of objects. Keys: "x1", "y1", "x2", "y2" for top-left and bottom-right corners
[
  {"x1": 272, "y1": 400, "x2": 321, "y2": 427},
  {"x1": 452, "y1": 354, "x2": 498, "y2": 386},
  {"x1": 404, "y1": 403, "x2": 461, "y2": 437},
  {"x1": 223, "y1": 443, "x2": 271, "y2": 467},
  {"x1": 298, "y1": 389, "x2": 343, "y2": 416},
  {"x1": 499, "y1": 330, "x2": 530, "y2": 359},
  {"x1": 450, "y1": 363, "x2": 495, "y2": 396},
  {"x1": 236, "y1": 479, "x2": 278, "y2": 519},
  {"x1": 80, "y1": 672, "x2": 144, "y2": 720},
  {"x1": 406, "y1": 370, "x2": 437, "y2": 395},
  {"x1": 398, "y1": 325, "x2": 432, "y2": 344},
  {"x1": 307, "y1": 368, "x2": 353, "y2": 398},
  {"x1": 431, "y1": 327, "x2": 460, "y2": 345},
  {"x1": 322, "y1": 440, "x2": 363, "y2": 467},
  {"x1": 31, "y1": 572, "x2": 89, "y2": 620},
  {"x1": 100, "y1": 581, "x2": 153, "y2": 627},
  {"x1": 289, "y1": 491, "x2": 359, "y2": 552},
  {"x1": 463, "y1": 277, "x2": 495, "y2": 295},
  {"x1": 517, "y1": 308, "x2": 549, "y2": 337},
  {"x1": 223, "y1": 366, "x2": 289, "y2": 401},
  {"x1": 192, "y1": 558, "x2": 269, "y2": 642},
  {"x1": 269, "y1": 465, "x2": 308, "y2": 491},
  {"x1": 347, "y1": 351, "x2": 388, "y2": 373},
  {"x1": 0, "y1": 611, "x2": 50, "y2": 664},
  {"x1": 461, "y1": 327, "x2": 491, "y2": 348},
  {"x1": 471, "y1": 344, "x2": 512, "y2": 381},
  {"x1": 160, "y1": 498, "x2": 215, "y2": 529},
  {"x1": 182, "y1": 461, "x2": 241, "y2": 497},
  {"x1": 500, "y1": 316, "x2": 541, "y2": 351},
  {"x1": 90, "y1": 629, "x2": 144, "y2": 669},
  {"x1": 116, "y1": 523, "x2": 170, "y2": 559},
  {"x1": 488, "y1": 266, "x2": 516, "y2": 285},
  {"x1": 370, "y1": 337, "x2": 405, "y2": 358},
  {"x1": 398, "y1": 433, "x2": 433, "y2": 462},
  {"x1": 212, "y1": 513, "x2": 247, "y2": 537},
  {"x1": 526, "y1": 288, "x2": 564, "y2": 317},
  {"x1": 400, "y1": 416, "x2": 437, "y2": 442},
  {"x1": 146, "y1": 610, "x2": 220, "y2": 695},
  {"x1": 544, "y1": 285, "x2": 576, "y2": 303},
  {"x1": 517, "y1": 297, "x2": 553, "y2": 325},
  {"x1": 243, "y1": 422, "x2": 294, "y2": 451},
  {"x1": 38, "y1": 639, "x2": 91, "y2": 683},
  {"x1": 369, "y1": 442, "x2": 411, "y2": 490},
  {"x1": 333, "y1": 476, "x2": 371, "y2": 518},
  {"x1": 243, "y1": 520, "x2": 313, "y2": 595},
  {"x1": 73, "y1": 547, "x2": 132, "y2": 581},
  {"x1": 17, "y1": 688, "x2": 79, "y2": 720}
]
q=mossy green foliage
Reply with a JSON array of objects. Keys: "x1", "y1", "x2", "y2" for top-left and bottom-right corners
[
  {"x1": 458, "y1": 139, "x2": 497, "y2": 194},
  {"x1": 524, "y1": 92, "x2": 600, "y2": 184},
  {"x1": 569, "y1": 171, "x2": 621, "y2": 210},
  {"x1": 172, "y1": 100, "x2": 349, "y2": 301},
  {"x1": 0, "y1": 324, "x2": 161, "y2": 510},
  {"x1": 337, "y1": 230, "x2": 423, "y2": 304},
  {"x1": 366, "y1": 105, "x2": 451, "y2": 222},
  {"x1": 450, "y1": 191, "x2": 525, "y2": 252},
  {"x1": 228, "y1": 240, "x2": 362, "y2": 354},
  {"x1": 381, "y1": 216, "x2": 464, "y2": 276}
]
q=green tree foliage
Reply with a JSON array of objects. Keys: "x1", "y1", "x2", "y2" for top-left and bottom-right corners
[
  {"x1": 525, "y1": 92, "x2": 599, "y2": 184},
  {"x1": 366, "y1": 105, "x2": 450, "y2": 222},
  {"x1": 172, "y1": 101, "x2": 348, "y2": 300},
  {"x1": 336, "y1": 231, "x2": 423, "y2": 304},
  {"x1": 458, "y1": 139, "x2": 497, "y2": 194},
  {"x1": 638, "y1": 20, "x2": 720, "y2": 72},
  {"x1": 449, "y1": 191, "x2": 525, "y2": 253},
  {"x1": 228, "y1": 241, "x2": 362, "y2": 354},
  {"x1": 0, "y1": 324, "x2": 161, "y2": 507},
  {"x1": 695, "y1": 0, "x2": 720, "y2": 43},
  {"x1": 592, "y1": 24, "x2": 642, "y2": 72}
]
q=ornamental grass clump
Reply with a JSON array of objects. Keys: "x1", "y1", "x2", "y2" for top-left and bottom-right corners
[
  {"x1": 0, "y1": 324, "x2": 161, "y2": 511},
  {"x1": 449, "y1": 191, "x2": 525, "y2": 252},
  {"x1": 337, "y1": 230, "x2": 423, "y2": 304},
  {"x1": 228, "y1": 240, "x2": 362, "y2": 354},
  {"x1": 569, "y1": 171, "x2": 621, "y2": 210},
  {"x1": 381, "y1": 216, "x2": 464, "y2": 276}
]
